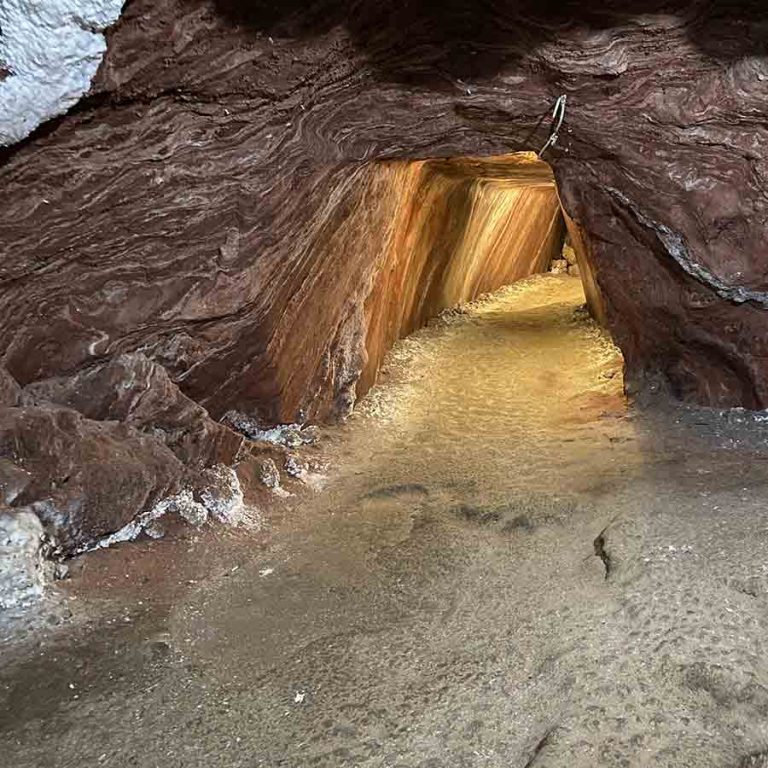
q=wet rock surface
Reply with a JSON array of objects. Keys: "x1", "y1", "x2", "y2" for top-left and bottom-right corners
[{"x1": 3, "y1": 276, "x2": 768, "y2": 766}]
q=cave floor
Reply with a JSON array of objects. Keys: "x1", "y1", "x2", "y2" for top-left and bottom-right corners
[{"x1": 4, "y1": 274, "x2": 768, "y2": 767}]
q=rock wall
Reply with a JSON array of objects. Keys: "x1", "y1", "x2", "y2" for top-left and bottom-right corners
[
  {"x1": 560, "y1": 206, "x2": 607, "y2": 327},
  {"x1": 1, "y1": 0, "x2": 764, "y2": 414},
  {"x1": 0, "y1": 1, "x2": 767, "y2": 547},
  {"x1": 360, "y1": 155, "x2": 564, "y2": 395}
]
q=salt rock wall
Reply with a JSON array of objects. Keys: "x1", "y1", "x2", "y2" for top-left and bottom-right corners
[
  {"x1": 560, "y1": 207, "x2": 607, "y2": 327},
  {"x1": 0, "y1": 0, "x2": 124, "y2": 144},
  {"x1": 361, "y1": 155, "x2": 564, "y2": 394},
  {"x1": 0, "y1": 1, "x2": 767, "y2": 440}
]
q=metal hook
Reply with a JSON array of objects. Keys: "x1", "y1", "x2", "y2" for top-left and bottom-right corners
[{"x1": 538, "y1": 94, "x2": 567, "y2": 157}]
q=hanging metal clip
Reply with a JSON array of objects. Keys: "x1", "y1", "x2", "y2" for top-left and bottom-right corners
[{"x1": 538, "y1": 94, "x2": 567, "y2": 157}]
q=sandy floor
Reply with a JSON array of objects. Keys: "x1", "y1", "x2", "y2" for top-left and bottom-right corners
[{"x1": 3, "y1": 274, "x2": 768, "y2": 767}]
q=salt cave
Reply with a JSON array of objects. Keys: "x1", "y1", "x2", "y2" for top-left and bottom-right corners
[{"x1": 3, "y1": 2, "x2": 768, "y2": 767}]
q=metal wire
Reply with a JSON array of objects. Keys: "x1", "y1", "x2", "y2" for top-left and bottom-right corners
[{"x1": 537, "y1": 95, "x2": 567, "y2": 157}]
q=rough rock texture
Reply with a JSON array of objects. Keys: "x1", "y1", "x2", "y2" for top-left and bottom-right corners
[
  {"x1": 20, "y1": 353, "x2": 243, "y2": 467},
  {"x1": 0, "y1": 354, "x2": 243, "y2": 554},
  {"x1": 94, "y1": 463, "x2": 246, "y2": 546},
  {"x1": 1, "y1": 1, "x2": 767, "y2": 421},
  {"x1": 0, "y1": 366, "x2": 21, "y2": 407},
  {"x1": 0, "y1": 509, "x2": 49, "y2": 611},
  {"x1": 0, "y1": 351, "x2": 246, "y2": 553},
  {"x1": 0, "y1": 0, "x2": 124, "y2": 144},
  {"x1": 0, "y1": 406, "x2": 185, "y2": 553}
]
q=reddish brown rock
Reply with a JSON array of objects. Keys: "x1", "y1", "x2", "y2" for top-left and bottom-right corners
[
  {"x1": 0, "y1": 406, "x2": 185, "y2": 554},
  {"x1": 3, "y1": 354, "x2": 244, "y2": 551},
  {"x1": 0, "y1": 0, "x2": 767, "y2": 425},
  {"x1": 0, "y1": 367, "x2": 20, "y2": 407},
  {"x1": 20, "y1": 353, "x2": 243, "y2": 467}
]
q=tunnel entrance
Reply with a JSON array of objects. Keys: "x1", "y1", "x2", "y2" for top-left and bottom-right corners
[{"x1": 357, "y1": 152, "x2": 602, "y2": 399}]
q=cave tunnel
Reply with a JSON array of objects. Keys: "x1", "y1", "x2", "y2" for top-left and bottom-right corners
[
  {"x1": 241, "y1": 151, "x2": 614, "y2": 425},
  {"x1": 360, "y1": 153, "x2": 566, "y2": 394},
  {"x1": 318, "y1": 151, "x2": 611, "y2": 409},
  {"x1": 7, "y1": 1, "x2": 768, "y2": 764}
]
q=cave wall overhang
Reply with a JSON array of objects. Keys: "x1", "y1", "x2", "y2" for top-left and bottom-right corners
[
  {"x1": 2, "y1": 0, "x2": 768, "y2": 421},
  {"x1": 2, "y1": 0, "x2": 768, "y2": 551}
]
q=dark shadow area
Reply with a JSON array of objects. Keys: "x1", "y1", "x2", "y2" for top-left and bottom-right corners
[{"x1": 211, "y1": 0, "x2": 768, "y2": 85}]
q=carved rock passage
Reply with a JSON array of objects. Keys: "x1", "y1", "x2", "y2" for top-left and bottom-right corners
[
  {"x1": 360, "y1": 155, "x2": 564, "y2": 395},
  {"x1": 0, "y1": 3, "x2": 767, "y2": 442}
]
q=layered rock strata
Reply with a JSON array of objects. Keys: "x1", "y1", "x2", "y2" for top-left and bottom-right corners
[
  {"x1": 360, "y1": 155, "x2": 564, "y2": 393},
  {"x1": 1, "y1": 1, "x2": 767, "y2": 549},
  {"x1": 2, "y1": 1, "x2": 765, "y2": 413}
]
